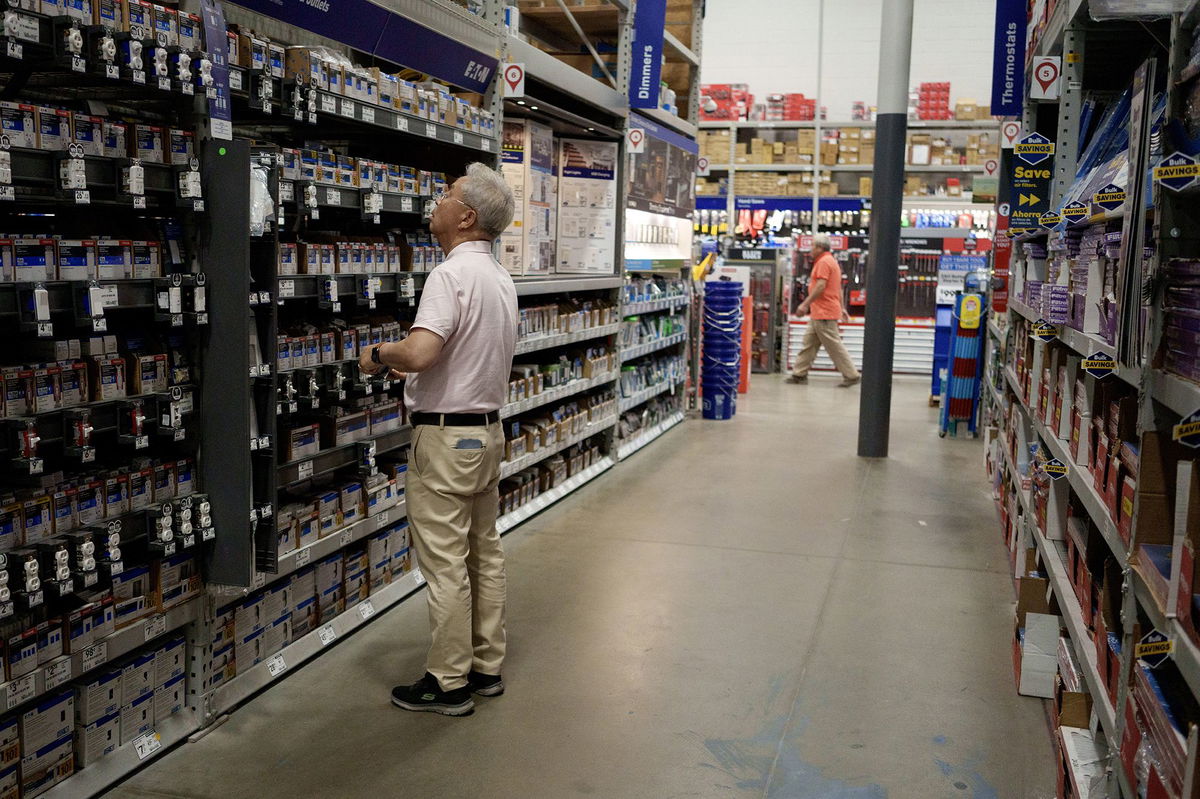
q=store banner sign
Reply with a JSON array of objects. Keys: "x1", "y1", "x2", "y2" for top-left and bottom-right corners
[
  {"x1": 628, "y1": 0, "x2": 667, "y2": 108},
  {"x1": 230, "y1": 0, "x2": 497, "y2": 93},
  {"x1": 1010, "y1": 133, "x2": 1053, "y2": 229},
  {"x1": 1155, "y1": 152, "x2": 1200, "y2": 192},
  {"x1": 991, "y1": 0, "x2": 1026, "y2": 116}
]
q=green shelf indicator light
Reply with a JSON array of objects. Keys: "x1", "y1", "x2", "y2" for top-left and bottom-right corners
[{"x1": 218, "y1": 147, "x2": 227, "y2": 156}]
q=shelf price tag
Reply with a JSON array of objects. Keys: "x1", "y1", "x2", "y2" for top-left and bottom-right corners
[
  {"x1": 45, "y1": 659, "x2": 71, "y2": 690},
  {"x1": 265, "y1": 653, "x2": 287, "y2": 677},
  {"x1": 413, "y1": 569, "x2": 425, "y2": 586},
  {"x1": 278, "y1": 279, "x2": 295, "y2": 299},
  {"x1": 481, "y1": 138, "x2": 491, "y2": 152},
  {"x1": 295, "y1": 547, "x2": 311, "y2": 567},
  {"x1": 81, "y1": 641, "x2": 107, "y2": 671},
  {"x1": 144, "y1": 613, "x2": 167, "y2": 641},
  {"x1": 6, "y1": 673, "x2": 35, "y2": 707},
  {"x1": 361, "y1": 107, "x2": 375, "y2": 125},
  {"x1": 71, "y1": 56, "x2": 86, "y2": 72},
  {"x1": 395, "y1": 117, "x2": 409, "y2": 132},
  {"x1": 318, "y1": 625, "x2": 336, "y2": 646},
  {"x1": 375, "y1": 511, "x2": 389, "y2": 527},
  {"x1": 357, "y1": 600, "x2": 375, "y2": 620},
  {"x1": 134, "y1": 732, "x2": 162, "y2": 760},
  {"x1": 325, "y1": 188, "x2": 341, "y2": 206},
  {"x1": 424, "y1": 123, "x2": 437, "y2": 139},
  {"x1": 340, "y1": 98, "x2": 356, "y2": 118},
  {"x1": 452, "y1": 130, "x2": 464, "y2": 145},
  {"x1": 339, "y1": 530, "x2": 352, "y2": 547},
  {"x1": 297, "y1": 460, "x2": 313, "y2": 480},
  {"x1": 6, "y1": 41, "x2": 22, "y2": 59}
]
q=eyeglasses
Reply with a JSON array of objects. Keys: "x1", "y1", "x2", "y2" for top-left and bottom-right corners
[{"x1": 433, "y1": 191, "x2": 473, "y2": 211}]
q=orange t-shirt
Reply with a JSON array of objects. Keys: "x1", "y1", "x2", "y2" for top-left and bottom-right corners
[{"x1": 809, "y1": 252, "x2": 844, "y2": 320}]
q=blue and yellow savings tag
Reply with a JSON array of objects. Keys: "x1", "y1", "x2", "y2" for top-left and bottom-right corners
[
  {"x1": 1032, "y1": 319, "x2": 1057, "y2": 342},
  {"x1": 1173, "y1": 408, "x2": 1200, "y2": 449},
  {"x1": 1083, "y1": 351, "x2": 1116, "y2": 379},
  {"x1": 1042, "y1": 457, "x2": 1068, "y2": 480}
]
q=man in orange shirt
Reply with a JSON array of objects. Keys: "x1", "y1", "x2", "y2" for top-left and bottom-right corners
[{"x1": 787, "y1": 234, "x2": 861, "y2": 387}]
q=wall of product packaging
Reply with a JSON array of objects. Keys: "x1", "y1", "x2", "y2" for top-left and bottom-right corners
[
  {"x1": 699, "y1": 81, "x2": 995, "y2": 124},
  {"x1": 981, "y1": 4, "x2": 1200, "y2": 796},
  {"x1": 0, "y1": 0, "x2": 701, "y2": 790}
]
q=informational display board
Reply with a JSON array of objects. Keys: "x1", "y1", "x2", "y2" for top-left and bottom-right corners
[
  {"x1": 936, "y1": 254, "x2": 987, "y2": 305},
  {"x1": 500, "y1": 119, "x2": 556, "y2": 275},
  {"x1": 626, "y1": 112, "x2": 697, "y2": 219},
  {"x1": 555, "y1": 139, "x2": 618, "y2": 275}
]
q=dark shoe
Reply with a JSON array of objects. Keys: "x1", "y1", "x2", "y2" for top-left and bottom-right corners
[
  {"x1": 837, "y1": 376, "x2": 861, "y2": 388},
  {"x1": 467, "y1": 670, "x2": 504, "y2": 697},
  {"x1": 786, "y1": 375, "x2": 808, "y2": 384},
  {"x1": 391, "y1": 673, "x2": 475, "y2": 716}
]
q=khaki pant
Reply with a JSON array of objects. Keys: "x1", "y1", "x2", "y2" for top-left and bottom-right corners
[
  {"x1": 406, "y1": 421, "x2": 506, "y2": 691},
  {"x1": 792, "y1": 319, "x2": 860, "y2": 379}
]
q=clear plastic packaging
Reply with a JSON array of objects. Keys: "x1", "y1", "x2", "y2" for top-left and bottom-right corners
[{"x1": 250, "y1": 163, "x2": 275, "y2": 238}]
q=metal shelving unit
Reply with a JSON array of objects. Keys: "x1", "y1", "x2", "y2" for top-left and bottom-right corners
[
  {"x1": 496, "y1": 457, "x2": 615, "y2": 534},
  {"x1": 616, "y1": 412, "x2": 685, "y2": 460}
]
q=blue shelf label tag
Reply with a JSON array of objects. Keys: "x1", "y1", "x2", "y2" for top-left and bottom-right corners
[
  {"x1": 1092, "y1": 184, "x2": 1125, "y2": 212},
  {"x1": 1014, "y1": 132, "x2": 1053, "y2": 166},
  {"x1": 1062, "y1": 201, "x2": 1088, "y2": 222}
]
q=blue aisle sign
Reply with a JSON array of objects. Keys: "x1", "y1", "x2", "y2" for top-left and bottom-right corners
[
  {"x1": 991, "y1": 0, "x2": 1026, "y2": 116},
  {"x1": 1010, "y1": 133, "x2": 1053, "y2": 229},
  {"x1": 229, "y1": 0, "x2": 496, "y2": 92},
  {"x1": 628, "y1": 0, "x2": 667, "y2": 108},
  {"x1": 1155, "y1": 152, "x2": 1200, "y2": 192}
]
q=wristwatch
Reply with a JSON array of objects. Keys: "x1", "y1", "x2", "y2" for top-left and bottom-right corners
[{"x1": 370, "y1": 344, "x2": 384, "y2": 367}]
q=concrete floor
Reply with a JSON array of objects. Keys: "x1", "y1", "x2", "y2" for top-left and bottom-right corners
[{"x1": 114, "y1": 375, "x2": 1055, "y2": 799}]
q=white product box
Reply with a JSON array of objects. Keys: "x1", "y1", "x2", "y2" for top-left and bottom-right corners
[
  {"x1": 76, "y1": 711, "x2": 119, "y2": 767},
  {"x1": 155, "y1": 636, "x2": 185, "y2": 686},
  {"x1": 19, "y1": 734, "x2": 72, "y2": 798},
  {"x1": 121, "y1": 651, "x2": 156, "y2": 706},
  {"x1": 0, "y1": 718, "x2": 18, "y2": 770},
  {"x1": 75, "y1": 668, "x2": 121, "y2": 725},
  {"x1": 153, "y1": 674, "x2": 184, "y2": 722},
  {"x1": 499, "y1": 119, "x2": 557, "y2": 276},
  {"x1": 56, "y1": 239, "x2": 97, "y2": 281},
  {"x1": 119, "y1": 692, "x2": 154, "y2": 745},
  {"x1": 20, "y1": 691, "x2": 73, "y2": 754}
]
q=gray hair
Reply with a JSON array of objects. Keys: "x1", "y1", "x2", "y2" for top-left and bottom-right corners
[
  {"x1": 811, "y1": 233, "x2": 831, "y2": 252},
  {"x1": 461, "y1": 162, "x2": 516, "y2": 239}
]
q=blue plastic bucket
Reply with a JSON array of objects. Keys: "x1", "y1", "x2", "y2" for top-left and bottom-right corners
[{"x1": 702, "y1": 389, "x2": 736, "y2": 420}]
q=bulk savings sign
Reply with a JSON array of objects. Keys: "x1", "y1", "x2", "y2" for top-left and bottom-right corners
[{"x1": 1009, "y1": 132, "x2": 1054, "y2": 231}]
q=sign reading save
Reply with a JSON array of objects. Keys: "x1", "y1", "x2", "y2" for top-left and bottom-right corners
[{"x1": 1010, "y1": 133, "x2": 1054, "y2": 230}]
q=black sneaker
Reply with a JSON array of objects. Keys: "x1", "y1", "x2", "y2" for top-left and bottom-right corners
[
  {"x1": 786, "y1": 375, "x2": 808, "y2": 384},
  {"x1": 391, "y1": 673, "x2": 475, "y2": 716},
  {"x1": 467, "y1": 670, "x2": 504, "y2": 697}
]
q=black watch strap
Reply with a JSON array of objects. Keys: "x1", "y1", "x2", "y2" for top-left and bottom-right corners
[{"x1": 370, "y1": 344, "x2": 383, "y2": 365}]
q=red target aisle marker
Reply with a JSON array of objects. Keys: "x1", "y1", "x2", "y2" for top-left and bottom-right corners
[
  {"x1": 1001, "y1": 120, "x2": 1020, "y2": 149},
  {"x1": 1029, "y1": 56, "x2": 1061, "y2": 100},
  {"x1": 502, "y1": 62, "x2": 525, "y2": 98},
  {"x1": 628, "y1": 128, "x2": 645, "y2": 154}
]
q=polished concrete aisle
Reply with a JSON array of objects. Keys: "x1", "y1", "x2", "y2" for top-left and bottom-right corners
[{"x1": 116, "y1": 376, "x2": 1054, "y2": 799}]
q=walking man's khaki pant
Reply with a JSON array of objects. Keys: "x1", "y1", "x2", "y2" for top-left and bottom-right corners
[{"x1": 791, "y1": 319, "x2": 860, "y2": 379}]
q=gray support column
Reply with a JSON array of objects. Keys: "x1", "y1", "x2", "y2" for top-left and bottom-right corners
[{"x1": 857, "y1": 0, "x2": 914, "y2": 458}]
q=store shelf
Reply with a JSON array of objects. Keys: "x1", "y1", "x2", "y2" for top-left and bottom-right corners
[
  {"x1": 276, "y1": 273, "x2": 423, "y2": 301},
  {"x1": 499, "y1": 414, "x2": 618, "y2": 480},
  {"x1": 698, "y1": 120, "x2": 1000, "y2": 130},
  {"x1": 209, "y1": 567, "x2": 427, "y2": 718},
  {"x1": 618, "y1": 378, "x2": 684, "y2": 413},
  {"x1": 305, "y1": 88, "x2": 497, "y2": 154},
  {"x1": 620, "y1": 331, "x2": 688, "y2": 361},
  {"x1": 280, "y1": 181, "x2": 427, "y2": 215},
  {"x1": 501, "y1": 373, "x2": 617, "y2": 420},
  {"x1": 987, "y1": 317, "x2": 1005, "y2": 341},
  {"x1": 41, "y1": 709, "x2": 201, "y2": 799},
  {"x1": 1150, "y1": 370, "x2": 1200, "y2": 418},
  {"x1": 269, "y1": 499, "x2": 407, "y2": 587},
  {"x1": 708, "y1": 163, "x2": 815, "y2": 172},
  {"x1": 663, "y1": 30, "x2": 700, "y2": 66},
  {"x1": 1008, "y1": 298, "x2": 1141, "y2": 389},
  {"x1": 1034, "y1": 0, "x2": 1084, "y2": 58},
  {"x1": 616, "y1": 412, "x2": 685, "y2": 460},
  {"x1": 637, "y1": 107, "x2": 698, "y2": 139},
  {"x1": 504, "y1": 36, "x2": 628, "y2": 118},
  {"x1": 622, "y1": 295, "x2": 689, "y2": 315},
  {"x1": 0, "y1": 277, "x2": 193, "y2": 319},
  {"x1": 1057, "y1": 727, "x2": 1108, "y2": 799},
  {"x1": 1130, "y1": 568, "x2": 1200, "y2": 704},
  {"x1": 1032, "y1": 524, "x2": 1118, "y2": 737},
  {"x1": 4, "y1": 147, "x2": 186, "y2": 207},
  {"x1": 277, "y1": 425, "x2": 412, "y2": 486},
  {"x1": 514, "y1": 323, "x2": 621, "y2": 356},
  {"x1": 0, "y1": 596, "x2": 201, "y2": 716},
  {"x1": 496, "y1": 457, "x2": 615, "y2": 534},
  {"x1": 707, "y1": 163, "x2": 986, "y2": 174},
  {"x1": 512, "y1": 276, "x2": 624, "y2": 296},
  {"x1": 1004, "y1": 367, "x2": 1127, "y2": 563}
]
